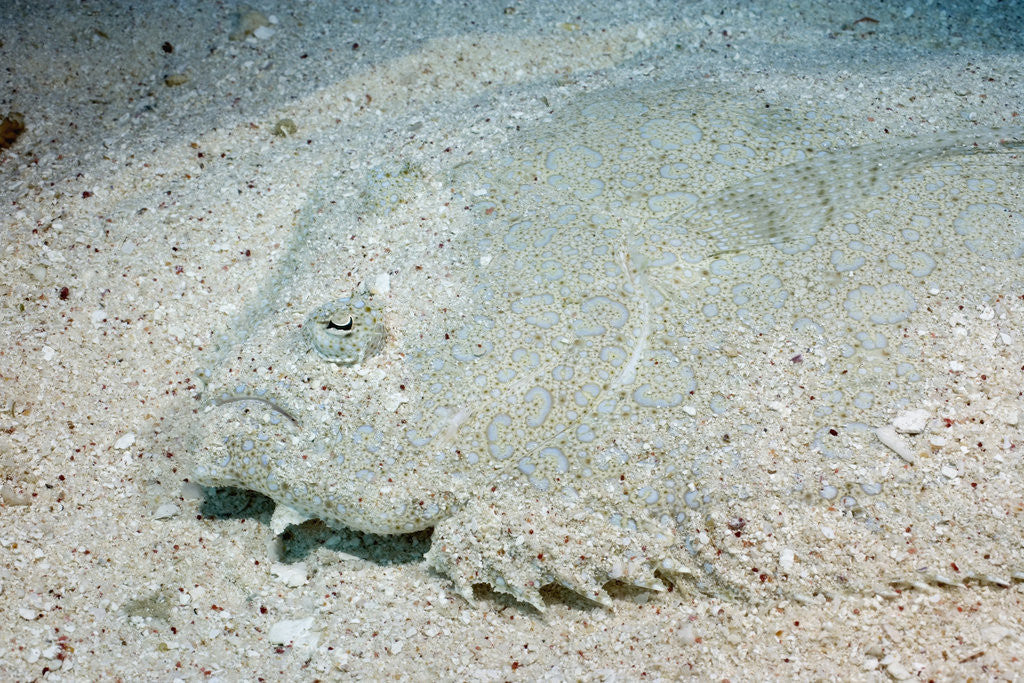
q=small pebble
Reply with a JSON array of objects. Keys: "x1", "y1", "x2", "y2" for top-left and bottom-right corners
[
  {"x1": 271, "y1": 561, "x2": 309, "y2": 587},
  {"x1": 981, "y1": 625, "x2": 1013, "y2": 644},
  {"x1": 270, "y1": 504, "x2": 309, "y2": 535},
  {"x1": 1, "y1": 483, "x2": 31, "y2": 506},
  {"x1": 230, "y1": 7, "x2": 270, "y2": 41},
  {"x1": 779, "y1": 547, "x2": 795, "y2": 571},
  {"x1": 268, "y1": 617, "x2": 319, "y2": 649},
  {"x1": 892, "y1": 408, "x2": 930, "y2": 434},
  {"x1": 996, "y1": 405, "x2": 1020, "y2": 426},
  {"x1": 164, "y1": 73, "x2": 189, "y2": 87},
  {"x1": 272, "y1": 118, "x2": 298, "y2": 137},
  {"x1": 876, "y1": 425, "x2": 917, "y2": 464},
  {"x1": 114, "y1": 433, "x2": 136, "y2": 450},
  {"x1": 371, "y1": 272, "x2": 391, "y2": 295},
  {"x1": 886, "y1": 660, "x2": 912, "y2": 680},
  {"x1": 180, "y1": 481, "x2": 205, "y2": 500},
  {"x1": 154, "y1": 503, "x2": 180, "y2": 519},
  {"x1": 383, "y1": 392, "x2": 408, "y2": 412}
]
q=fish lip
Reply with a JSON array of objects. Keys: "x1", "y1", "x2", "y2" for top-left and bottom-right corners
[{"x1": 207, "y1": 392, "x2": 301, "y2": 426}]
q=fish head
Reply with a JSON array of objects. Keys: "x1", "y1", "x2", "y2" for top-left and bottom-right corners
[{"x1": 193, "y1": 285, "x2": 467, "y2": 535}]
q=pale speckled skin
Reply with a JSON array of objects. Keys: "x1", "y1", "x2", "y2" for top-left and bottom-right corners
[{"x1": 194, "y1": 85, "x2": 1024, "y2": 609}]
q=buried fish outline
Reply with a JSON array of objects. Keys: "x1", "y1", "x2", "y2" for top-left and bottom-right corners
[{"x1": 193, "y1": 85, "x2": 1024, "y2": 609}]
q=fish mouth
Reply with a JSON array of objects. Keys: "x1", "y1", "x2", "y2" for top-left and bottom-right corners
[
  {"x1": 200, "y1": 377, "x2": 304, "y2": 430},
  {"x1": 193, "y1": 385, "x2": 305, "y2": 491},
  {"x1": 208, "y1": 392, "x2": 301, "y2": 425}
]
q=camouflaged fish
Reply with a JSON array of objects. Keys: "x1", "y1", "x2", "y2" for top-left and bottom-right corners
[{"x1": 194, "y1": 84, "x2": 1024, "y2": 609}]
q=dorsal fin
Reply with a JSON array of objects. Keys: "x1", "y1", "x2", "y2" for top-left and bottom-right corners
[{"x1": 671, "y1": 126, "x2": 1024, "y2": 256}]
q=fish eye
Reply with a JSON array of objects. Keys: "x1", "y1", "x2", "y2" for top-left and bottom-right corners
[
  {"x1": 304, "y1": 298, "x2": 387, "y2": 365},
  {"x1": 327, "y1": 313, "x2": 355, "y2": 332}
]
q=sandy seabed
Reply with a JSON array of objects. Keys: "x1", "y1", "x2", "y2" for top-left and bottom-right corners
[{"x1": 3, "y1": 0, "x2": 1024, "y2": 679}]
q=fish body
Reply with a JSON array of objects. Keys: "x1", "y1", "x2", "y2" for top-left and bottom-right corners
[{"x1": 194, "y1": 86, "x2": 1024, "y2": 608}]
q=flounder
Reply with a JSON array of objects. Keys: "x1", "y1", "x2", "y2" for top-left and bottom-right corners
[{"x1": 194, "y1": 85, "x2": 1024, "y2": 609}]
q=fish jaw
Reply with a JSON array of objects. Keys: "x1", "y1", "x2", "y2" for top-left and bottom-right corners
[
  {"x1": 194, "y1": 390, "x2": 462, "y2": 535},
  {"x1": 191, "y1": 293, "x2": 467, "y2": 535}
]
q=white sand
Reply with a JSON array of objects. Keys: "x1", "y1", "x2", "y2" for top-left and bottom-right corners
[{"x1": 2, "y1": 0, "x2": 1023, "y2": 679}]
